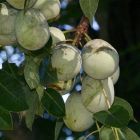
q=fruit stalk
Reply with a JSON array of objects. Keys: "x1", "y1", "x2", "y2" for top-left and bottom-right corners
[{"x1": 73, "y1": 16, "x2": 89, "y2": 46}]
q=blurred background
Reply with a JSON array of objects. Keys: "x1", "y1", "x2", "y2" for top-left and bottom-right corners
[{"x1": 0, "y1": 0, "x2": 140, "y2": 139}]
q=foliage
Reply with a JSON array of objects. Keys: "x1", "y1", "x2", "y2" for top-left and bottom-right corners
[{"x1": 0, "y1": 0, "x2": 140, "y2": 140}]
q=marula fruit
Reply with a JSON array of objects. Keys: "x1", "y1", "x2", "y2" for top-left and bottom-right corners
[
  {"x1": 15, "y1": 9, "x2": 50, "y2": 51},
  {"x1": 51, "y1": 44, "x2": 82, "y2": 81},
  {"x1": 34, "y1": 0, "x2": 60, "y2": 20},
  {"x1": 49, "y1": 27, "x2": 65, "y2": 45},
  {"x1": 6, "y1": 0, "x2": 36, "y2": 9},
  {"x1": 0, "y1": 4, "x2": 17, "y2": 45},
  {"x1": 63, "y1": 92, "x2": 94, "y2": 132},
  {"x1": 81, "y1": 76, "x2": 114, "y2": 113},
  {"x1": 82, "y1": 39, "x2": 119, "y2": 79}
]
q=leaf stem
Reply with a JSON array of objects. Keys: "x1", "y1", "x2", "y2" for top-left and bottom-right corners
[
  {"x1": 114, "y1": 128, "x2": 120, "y2": 140},
  {"x1": 85, "y1": 130, "x2": 99, "y2": 139},
  {"x1": 84, "y1": 33, "x2": 92, "y2": 41},
  {"x1": 63, "y1": 29, "x2": 76, "y2": 34},
  {"x1": 95, "y1": 121, "x2": 100, "y2": 132},
  {"x1": 102, "y1": 88, "x2": 111, "y2": 108},
  {"x1": 72, "y1": 16, "x2": 89, "y2": 46}
]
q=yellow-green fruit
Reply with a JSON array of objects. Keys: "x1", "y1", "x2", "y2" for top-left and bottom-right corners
[
  {"x1": 47, "y1": 79, "x2": 74, "y2": 95},
  {"x1": 111, "y1": 67, "x2": 120, "y2": 85},
  {"x1": 6, "y1": 0, "x2": 37, "y2": 9},
  {"x1": 49, "y1": 27, "x2": 65, "y2": 45},
  {"x1": 82, "y1": 39, "x2": 119, "y2": 79},
  {"x1": 81, "y1": 76, "x2": 114, "y2": 113},
  {"x1": 0, "y1": 4, "x2": 17, "y2": 45},
  {"x1": 34, "y1": 0, "x2": 60, "y2": 20},
  {"x1": 15, "y1": 9, "x2": 50, "y2": 51},
  {"x1": 63, "y1": 93, "x2": 94, "y2": 132},
  {"x1": 51, "y1": 44, "x2": 82, "y2": 81}
]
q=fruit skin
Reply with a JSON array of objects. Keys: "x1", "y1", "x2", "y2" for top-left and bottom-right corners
[
  {"x1": 34, "y1": 0, "x2": 60, "y2": 20},
  {"x1": 81, "y1": 76, "x2": 114, "y2": 113},
  {"x1": 111, "y1": 67, "x2": 120, "y2": 85},
  {"x1": 51, "y1": 44, "x2": 82, "y2": 81},
  {"x1": 63, "y1": 92, "x2": 94, "y2": 132},
  {"x1": 82, "y1": 39, "x2": 119, "y2": 79},
  {"x1": 6, "y1": 0, "x2": 37, "y2": 9},
  {"x1": 0, "y1": 4, "x2": 17, "y2": 45},
  {"x1": 49, "y1": 27, "x2": 65, "y2": 45},
  {"x1": 15, "y1": 9, "x2": 50, "y2": 51}
]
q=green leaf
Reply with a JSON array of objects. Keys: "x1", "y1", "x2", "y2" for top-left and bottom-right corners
[
  {"x1": 100, "y1": 127, "x2": 140, "y2": 140},
  {"x1": 35, "y1": 86, "x2": 45, "y2": 116},
  {"x1": 0, "y1": 106, "x2": 13, "y2": 130},
  {"x1": 94, "y1": 105, "x2": 130, "y2": 128},
  {"x1": 100, "y1": 127, "x2": 126, "y2": 140},
  {"x1": 79, "y1": 0, "x2": 99, "y2": 23},
  {"x1": 35, "y1": 104, "x2": 45, "y2": 116},
  {"x1": 0, "y1": 69, "x2": 28, "y2": 112},
  {"x1": 24, "y1": 87, "x2": 39, "y2": 130},
  {"x1": 41, "y1": 88, "x2": 65, "y2": 117},
  {"x1": 55, "y1": 121, "x2": 63, "y2": 140},
  {"x1": 2, "y1": 62, "x2": 23, "y2": 80},
  {"x1": 122, "y1": 128, "x2": 140, "y2": 140},
  {"x1": 39, "y1": 57, "x2": 58, "y2": 86},
  {"x1": 113, "y1": 97, "x2": 134, "y2": 120},
  {"x1": 36, "y1": 85, "x2": 45, "y2": 101},
  {"x1": 24, "y1": 56, "x2": 40, "y2": 89}
]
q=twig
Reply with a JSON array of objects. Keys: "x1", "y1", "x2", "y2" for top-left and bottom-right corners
[{"x1": 72, "y1": 16, "x2": 89, "y2": 46}]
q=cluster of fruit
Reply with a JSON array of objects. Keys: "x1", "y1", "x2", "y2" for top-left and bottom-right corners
[
  {"x1": 0, "y1": 0, "x2": 64, "y2": 48},
  {"x1": 51, "y1": 39, "x2": 120, "y2": 132},
  {"x1": 0, "y1": 0, "x2": 120, "y2": 133}
]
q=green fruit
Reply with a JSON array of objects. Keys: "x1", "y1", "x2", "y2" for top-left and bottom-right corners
[
  {"x1": 82, "y1": 39, "x2": 119, "y2": 79},
  {"x1": 34, "y1": 0, "x2": 60, "y2": 20},
  {"x1": 15, "y1": 9, "x2": 50, "y2": 51},
  {"x1": 63, "y1": 92, "x2": 94, "y2": 132},
  {"x1": 6, "y1": 0, "x2": 37, "y2": 9},
  {"x1": 0, "y1": 3, "x2": 17, "y2": 45},
  {"x1": 81, "y1": 76, "x2": 114, "y2": 113},
  {"x1": 51, "y1": 44, "x2": 82, "y2": 81},
  {"x1": 49, "y1": 27, "x2": 65, "y2": 45}
]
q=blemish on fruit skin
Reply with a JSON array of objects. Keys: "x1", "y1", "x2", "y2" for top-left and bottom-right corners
[{"x1": 82, "y1": 39, "x2": 119, "y2": 79}]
